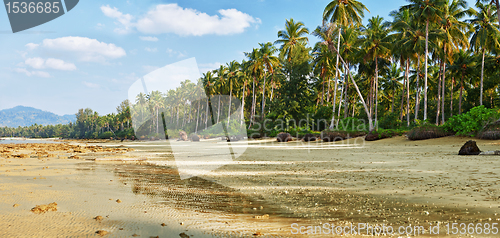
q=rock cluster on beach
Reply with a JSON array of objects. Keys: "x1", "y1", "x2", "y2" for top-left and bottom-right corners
[
  {"x1": 459, "y1": 140, "x2": 482, "y2": 155},
  {"x1": 276, "y1": 132, "x2": 292, "y2": 142},
  {"x1": 0, "y1": 143, "x2": 133, "y2": 159}
]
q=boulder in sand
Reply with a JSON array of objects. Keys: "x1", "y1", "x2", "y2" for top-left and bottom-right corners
[
  {"x1": 459, "y1": 140, "x2": 481, "y2": 155},
  {"x1": 302, "y1": 133, "x2": 316, "y2": 142},
  {"x1": 277, "y1": 133, "x2": 293, "y2": 142},
  {"x1": 178, "y1": 131, "x2": 188, "y2": 141},
  {"x1": 190, "y1": 134, "x2": 200, "y2": 142}
]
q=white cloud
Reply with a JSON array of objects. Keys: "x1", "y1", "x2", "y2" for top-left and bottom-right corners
[
  {"x1": 145, "y1": 47, "x2": 158, "y2": 53},
  {"x1": 14, "y1": 68, "x2": 50, "y2": 78},
  {"x1": 95, "y1": 23, "x2": 105, "y2": 29},
  {"x1": 199, "y1": 62, "x2": 223, "y2": 73},
  {"x1": 139, "y1": 36, "x2": 159, "y2": 42},
  {"x1": 83, "y1": 81, "x2": 100, "y2": 88},
  {"x1": 25, "y1": 57, "x2": 76, "y2": 71},
  {"x1": 101, "y1": 5, "x2": 133, "y2": 34},
  {"x1": 25, "y1": 43, "x2": 39, "y2": 50},
  {"x1": 102, "y1": 4, "x2": 260, "y2": 36},
  {"x1": 40, "y1": 36, "x2": 126, "y2": 62},
  {"x1": 143, "y1": 65, "x2": 160, "y2": 73},
  {"x1": 165, "y1": 48, "x2": 187, "y2": 58}
]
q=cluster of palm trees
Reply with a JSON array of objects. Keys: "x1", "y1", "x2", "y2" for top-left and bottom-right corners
[{"x1": 131, "y1": 0, "x2": 500, "y2": 134}]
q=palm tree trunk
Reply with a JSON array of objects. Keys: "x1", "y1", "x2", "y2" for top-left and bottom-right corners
[
  {"x1": 321, "y1": 75, "x2": 325, "y2": 105},
  {"x1": 399, "y1": 69, "x2": 406, "y2": 121},
  {"x1": 459, "y1": 74, "x2": 464, "y2": 115},
  {"x1": 261, "y1": 75, "x2": 266, "y2": 119},
  {"x1": 480, "y1": 49, "x2": 485, "y2": 105},
  {"x1": 436, "y1": 59, "x2": 442, "y2": 125},
  {"x1": 241, "y1": 82, "x2": 246, "y2": 125},
  {"x1": 450, "y1": 77, "x2": 454, "y2": 117},
  {"x1": 328, "y1": 39, "x2": 373, "y2": 131},
  {"x1": 406, "y1": 59, "x2": 410, "y2": 127},
  {"x1": 196, "y1": 100, "x2": 200, "y2": 133},
  {"x1": 415, "y1": 54, "x2": 421, "y2": 121},
  {"x1": 375, "y1": 57, "x2": 379, "y2": 128},
  {"x1": 248, "y1": 78, "x2": 256, "y2": 129},
  {"x1": 228, "y1": 84, "x2": 233, "y2": 128},
  {"x1": 217, "y1": 96, "x2": 221, "y2": 124},
  {"x1": 344, "y1": 72, "x2": 349, "y2": 119},
  {"x1": 330, "y1": 28, "x2": 342, "y2": 129},
  {"x1": 424, "y1": 19, "x2": 429, "y2": 121},
  {"x1": 441, "y1": 50, "x2": 446, "y2": 124},
  {"x1": 205, "y1": 99, "x2": 209, "y2": 129}
]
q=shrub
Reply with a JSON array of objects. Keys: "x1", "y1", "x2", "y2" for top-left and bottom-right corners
[
  {"x1": 98, "y1": 131, "x2": 114, "y2": 139},
  {"x1": 443, "y1": 106, "x2": 500, "y2": 137}
]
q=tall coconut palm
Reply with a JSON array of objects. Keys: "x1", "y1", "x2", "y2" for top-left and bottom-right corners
[
  {"x1": 468, "y1": 1, "x2": 500, "y2": 106},
  {"x1": 226, "y1": 60, "x2": 243, "y2": 127},
  {"x1": 360, "y1": 16, "x2": 392, "y2": 127},
  {"x1": 148, "y1": 91, "x2": 164, "y2": 134},
  {"x1": 259, "y1": 42, "x2": 280, "y2": 119},
  {"x1": 323, "y1": 0, "x2": 369, "y2": 129},
  {"x1": 312, "y1": 43, "x2": 334, "y2": 105},
  {"x1": 437, "y1": 0, "x2": 469, "y2": 124},
  {"x1": 275, "y1": 18, "x2": 309, "y2": 62},
  {"x1": 447, "y1": 50, "x2": 475, "y2": 114},
  {"x1": 402, "y1": 0, "x2": 446, "y2": 121},
  {"x1": 245, "y1": 48, "x2": 264, "y2": 128}
]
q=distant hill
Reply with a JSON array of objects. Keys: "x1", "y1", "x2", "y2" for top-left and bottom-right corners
[{"x1": 0, "y1": 106, "x2": 76, "y2": 127}]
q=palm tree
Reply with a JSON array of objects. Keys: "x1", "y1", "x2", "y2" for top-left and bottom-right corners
[
  {"x1": 214, "y1": 65, "x2": 228, "y2": 124},
  {"x1": 360, "y1": 16, "x2": 392, "y2": 126},
  {"x1": 323, "y1": 0, "x2": 368, "y2": 128},
  {"x1": 447, "y1": 50, "x2": 475, "y2": 114},
  {"x1": 148, "y1": 91, "x2": 164, "y2": 134},
  {"x1": 468, "y1": 1, "x2": 500, "y2": 106},
  {"x1": 245, "y1": 48, "x2": 264, "y2": 128},
  {"x1": 402, "y1": 0, "x2": 446, "y2": 121},
  {"x1": 275, "y1": 18, "x2": 309, "y2": 62},
  {"x1": 437, "y1": 0, "x2": 469, "y2": 124},
  {"x1": 226, "y1": 60, "x2": 242, "y2": 127},
  {"x1": 312, "y1": 43, "x2": 334, "y2": 105},
  {"x1": 259, "y1": 42, "x2": 280, "y2": 119}
]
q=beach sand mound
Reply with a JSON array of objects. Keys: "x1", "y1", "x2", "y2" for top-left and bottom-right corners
[
  {"x1": 459, "y1": 140, "x2": 481, "y2": 155},
  {"x1": 30, "y1": 202, "x2": 57, "y2": 214}
]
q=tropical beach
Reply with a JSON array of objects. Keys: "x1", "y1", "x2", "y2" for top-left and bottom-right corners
[{"x1": 1, "y1": 0, "x2": 500, "y2": 237}]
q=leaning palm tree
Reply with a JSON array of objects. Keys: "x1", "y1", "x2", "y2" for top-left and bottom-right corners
[
  {"x1": 468, "y1": 1, "x2": 500, "y2": 106},
  {"x1": 323, "y1": 0, "x2": 369, "y2": 129},
  {"x1": 402, "y1": 0, "x2": 447, "y2": 121}
]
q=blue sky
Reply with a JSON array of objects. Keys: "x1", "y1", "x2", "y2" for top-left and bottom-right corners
[{"x1": 0, "y1": 0, "x2": 477, "y2": 116}]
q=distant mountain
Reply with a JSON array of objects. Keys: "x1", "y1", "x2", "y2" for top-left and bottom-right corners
[{"x1": 0, "y1": 106, "x2": 76, "y2": 127}]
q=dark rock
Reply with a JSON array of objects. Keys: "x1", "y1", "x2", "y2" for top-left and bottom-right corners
[
  {"x1": 190, "y1": 134, "x2": 200, "y2": 142},
  {"x1": 459, "y1": 140, "x2": 481, "y2": 155},
  {"x1": 302, "y1": 133, "x2": 316, "y2": 142},
  {"x1": 276, "y1": 132, "x2": 292, "y2": 142},
  {"x1": 178, "y1": 131, "x2": 188, "y2": 141}
]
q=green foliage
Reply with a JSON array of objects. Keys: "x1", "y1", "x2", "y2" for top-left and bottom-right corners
[
  {"x1": 443, "y1": 106, "x2": 500, "y2": 136},
  {"x1": 378, "y1": 112, "x2": 403, "y2": 129}
]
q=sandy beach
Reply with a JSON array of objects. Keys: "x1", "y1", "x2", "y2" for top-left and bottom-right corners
[{"x1": 1, "y1": 136, "x2": 499, "y2": 237}]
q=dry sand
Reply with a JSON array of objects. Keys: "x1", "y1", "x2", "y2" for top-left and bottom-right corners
[{"x1": 0, "y1": 136, "x2": 499, "y2": 237}]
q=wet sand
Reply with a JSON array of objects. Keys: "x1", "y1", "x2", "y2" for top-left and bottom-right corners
[{"x1": 0, "y1": 137, "x2": 499, "y2": 237}]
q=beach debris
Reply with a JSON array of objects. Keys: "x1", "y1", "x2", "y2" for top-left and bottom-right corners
[
  {"x1": 95, "y1": 230, "x2": 108, "y2": 236},
  {"x1": 180, "y1": 222, "x2": 184, "y2": 225},
  {"x1": 459, "y1": 140, "x2": 481, "y2": 155},
  {"x1": 178, "y1": 131, "x2": 188, "y2": 141},
  {"x1": 190, "y1": 134, "x2": 200, "y2": 142},
  {"x1": 252, "y1": 214, "x2": 269, "y2": 219},
  {"x1": 94, "y1": 215, "x2": 103, "y2": 221},
  {"x1": 31, "y1": 202, "x2": 57, "y2": 214},
  {"x1": 116, "y1": 199, "x2": 122, "y2": 203},
  {"x1": 253, "y1": 232, "x2": 263, "y2": 236},
  {"x1": 161, "y1": 223, "x2": 167, "y2": 227},
  {"x1": 302, "y1": 133, "x2": 317, "y2": 142},
  {"x1": 179, "y1": 233, "x2": 189, "y2": 238},
  {"x1": 480, "y1": 151, "x2": 500, "y2": 155},
  {"x1": 12, "y1": 204, "x2": 20, "y2": 207},
  {"x1": 276, "y1": 133, "x2": 292, "y2": 142},
  {"x1": 132, "y1": 234, "x2": 139, "y2": 237}
]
